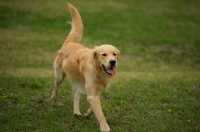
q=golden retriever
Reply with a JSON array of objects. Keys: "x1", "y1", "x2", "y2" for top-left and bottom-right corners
[{"x1": 51, "y1": 3, "x2": 120, "y2": 132}]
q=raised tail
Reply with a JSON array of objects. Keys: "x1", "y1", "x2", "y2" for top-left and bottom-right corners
[{"x1": 65, "y1": 3, "x2": 83, "y2": 43}]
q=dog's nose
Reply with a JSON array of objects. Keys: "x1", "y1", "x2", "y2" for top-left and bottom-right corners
[{"x1": 109, "y1": 60, "x2": 116, "y2": 66}]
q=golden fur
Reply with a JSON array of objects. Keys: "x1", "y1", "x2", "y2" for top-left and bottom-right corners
[{"x1": 51, "y1": 3, "x2": 119, "y2": 132}]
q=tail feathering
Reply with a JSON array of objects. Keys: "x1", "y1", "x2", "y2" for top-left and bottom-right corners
[{"x1": 65, "y1": 3, "x2": 83, "y2": 43}]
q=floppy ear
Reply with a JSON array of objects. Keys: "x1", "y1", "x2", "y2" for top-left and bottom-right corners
[
  {"x1": 116, "y1": 48, "x2": 120, "y2": 59},
  {"x1": 92, "y1": 48, "x2": 100, "y2": 70},
  {"x1": 93, "y1": 46, "x2": 98, "y2": 60},
  {"x1": 116, "y1": 48, "x2": 120, "y2": 55}
]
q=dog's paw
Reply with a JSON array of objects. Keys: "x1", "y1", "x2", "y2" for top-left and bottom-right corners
[
  {"x1": 51, "y1": 95, "x2": 57, "y2": 101},
  {"x1": 74, "y1": 113, "x2": 82, "y2": 117},
  {"x1": 51, "y1": 91, "x2": 58, "y2": 101},
  {"x1": 84, "y1": 108, "x2": 93, "y2": 117},
  {"x1": 101, "y1": 129, "x2": 111, "y2": 132},
  {"x1": 84, "y1": 113, "x2": 92, "y2": 117},
  {"x1": 74, "y1": 112, "x2": 82, "y2": 117},
  {"x1": 100, "y1": 123, "x2": 111, "y2": 132},
  {"x1": 51, "y1": 94, "x2": 58, "y2": 101}
]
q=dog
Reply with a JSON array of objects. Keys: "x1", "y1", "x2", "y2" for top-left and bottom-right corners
[{"x1": 51, "y1": 3, "x2": 120, "y2": 132}]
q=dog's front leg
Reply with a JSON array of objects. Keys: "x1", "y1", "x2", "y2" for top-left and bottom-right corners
[{"x1": 87, "y1": 95, "x2": 110, "y2": 132}]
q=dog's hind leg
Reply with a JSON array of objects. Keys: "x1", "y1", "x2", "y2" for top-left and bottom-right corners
[
  {"x1": 51, "y1": 55, "x2": 65, "y2": 101},
  {"x1": 85, "y1": 107, "x2": 93, "y2": 117},
  {"x1": 73, "y1": 87, "x2": 81, "y2": 116}
]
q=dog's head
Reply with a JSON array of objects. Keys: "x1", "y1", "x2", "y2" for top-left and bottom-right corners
[{"x1": 93, "y1": 44, "x2": 120, "y2": 76}]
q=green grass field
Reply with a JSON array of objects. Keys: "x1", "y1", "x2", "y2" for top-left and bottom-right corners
[{"x1": 0, "y1": 0, "x2": 200, "y2": 131}]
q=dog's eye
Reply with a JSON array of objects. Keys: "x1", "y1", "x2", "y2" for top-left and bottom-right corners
[
  {"x1": 102, "y1": 53, "x2": 107, "y2": 56},
  {"x1": 113, "y1": 53, "x2": 117, "y2": 56}
]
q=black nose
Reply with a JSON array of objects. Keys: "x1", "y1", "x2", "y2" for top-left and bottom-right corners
[{"x1": 109, "y1": 60, "x2": 116, "y2": 66}]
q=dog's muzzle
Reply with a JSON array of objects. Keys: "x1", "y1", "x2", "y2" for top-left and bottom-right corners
[{"x1": 102, "y1": 60, "x2": 116, "y2": 76}]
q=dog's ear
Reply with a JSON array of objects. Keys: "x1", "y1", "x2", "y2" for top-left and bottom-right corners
[
  {"x1": 93, "y1": 46, "x2": 99, "y2": 60},
  {"x1": 116, "y1": 48, "x2": 120, "y2": 55},
  {"x1": 115, "y1": 48, "x2": 120, "y2": 59}
]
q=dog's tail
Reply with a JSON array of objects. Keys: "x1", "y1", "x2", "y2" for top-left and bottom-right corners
[{"x1": 65, "y1": 3, "x2": 83, "y2": 43}]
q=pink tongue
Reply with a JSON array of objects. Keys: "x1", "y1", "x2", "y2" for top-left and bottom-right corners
[{"x1": 107, "y1": 68, "x2": 116, "y2": 75}]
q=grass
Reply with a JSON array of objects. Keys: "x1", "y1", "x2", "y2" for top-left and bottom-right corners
[{"x1": 0, "y1": 0, "x2": 200, "y2": 131}]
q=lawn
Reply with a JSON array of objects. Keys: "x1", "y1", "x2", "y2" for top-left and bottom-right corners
[{"x1": 0, "y1": 0, "x2": 200, "y2": 131}]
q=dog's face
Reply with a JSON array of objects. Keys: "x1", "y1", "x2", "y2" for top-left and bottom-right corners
[{"x1": 93, "y1": 44, "x2": 120, "y2": 76}]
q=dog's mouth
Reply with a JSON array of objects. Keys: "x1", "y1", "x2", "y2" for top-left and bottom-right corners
[{"x1": 102, "y1": 65, "x2": 116, "y2": 76}]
